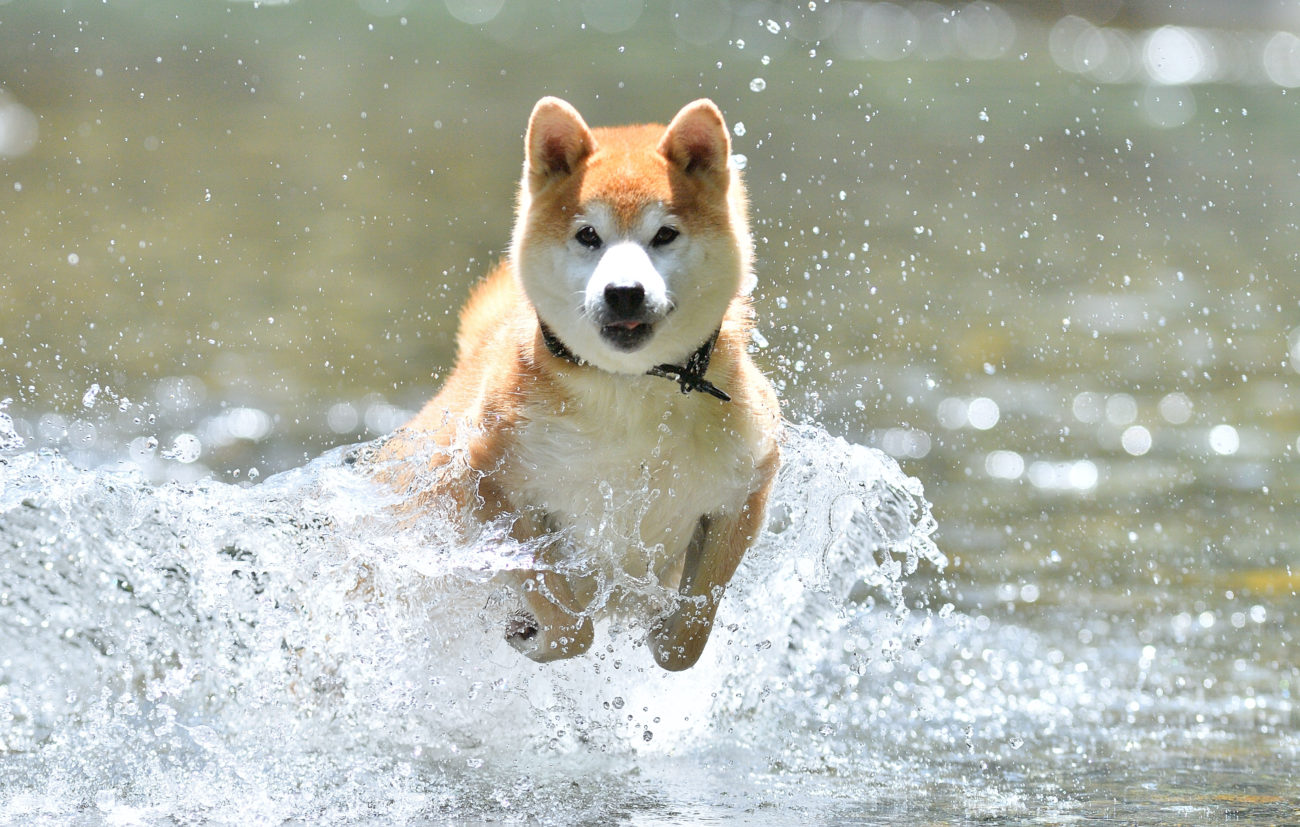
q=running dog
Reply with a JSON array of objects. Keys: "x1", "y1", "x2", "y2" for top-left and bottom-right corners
[{"x1": 373, "y1": 97, "x2": 780, "y2": 671}]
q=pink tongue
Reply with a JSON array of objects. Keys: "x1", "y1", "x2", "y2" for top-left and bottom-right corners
[{"x1": 610, "y1": 321, "x2": 642, "y2": 330}]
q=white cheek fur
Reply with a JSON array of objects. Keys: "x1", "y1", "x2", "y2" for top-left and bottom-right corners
[{"x1": 516, "y1": 202, "x2": 745, "y2": 373}]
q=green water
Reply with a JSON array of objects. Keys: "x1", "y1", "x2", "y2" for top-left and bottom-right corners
[{"x1": 2, "y1": 1, "x2": 1298, "y2": 823}]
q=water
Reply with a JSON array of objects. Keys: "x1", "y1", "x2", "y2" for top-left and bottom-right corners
[
  {"x1": 3, "y1": 430, "x2": 1289, "y2": 823},
  {"x1": 2, "y1": 426, "x2": 952, "y2": 823},
  {"x1": 2, "y1": 0, "x2": 1299, "y2": 823}
]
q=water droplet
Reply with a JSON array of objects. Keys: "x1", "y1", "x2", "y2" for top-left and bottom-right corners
[
  {"x1": 187, "y1": 724, "x2": 222, "y2": 752},
  {"x1": 967, "y1": 397, "x2": 1000, "y2": 430},
  {"x1": 765, "y1": 19, "x2": 781, "y2": 34},
  {"x1": 749, "y1": 77, "x2": 767, "y2": 93},
  {"x1": 732, "y1": 121, "x2": 746, "y2": 137},
  {"x1": 81, "y1": 383, "x2": 101, "y2": 409},
  {"x1": 162, "y1": 433, "x2": 201, "y2": 463},
  {"x1": 1209, "y1": 424, "x2": 1239, "y2": 455},
  {"x1": 1121, "y1": 425, "x2": 1152, "y2": 456},
  {"x1": 642, "y1": 729, "x2": 654, "y2": 742},
  {"x1": 1158, "y1": 392, "x2": 1193, "y2": 424}
]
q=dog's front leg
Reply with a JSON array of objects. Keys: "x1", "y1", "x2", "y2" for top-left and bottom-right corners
[
  {"x1": 504, "y1": 513, "x2": 595, "y2": 662},
  {"x1": 648, "y1": 483, "x2": 770, "y2": 671}
]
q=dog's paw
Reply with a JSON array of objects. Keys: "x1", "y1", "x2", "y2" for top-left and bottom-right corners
[
  {"x1": 505, "y1": 612, "x2": 594, "y2": 662},
  {"x1": 648, "y1": 600, "x2": 716, "y2": 671},
  {"x1": 505, "y1": 612, "x2": 540, "y2": 645}
]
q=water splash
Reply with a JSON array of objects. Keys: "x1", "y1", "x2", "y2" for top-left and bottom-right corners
[
  {"x1": 0, "y1": 401, "x2": 23, "y2": 453},
  {"x1": 0, "y1": 424, "x2": 947, "y2": 821}
]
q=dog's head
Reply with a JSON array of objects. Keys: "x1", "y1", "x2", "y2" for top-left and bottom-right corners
[{"x1": 511, "y1": 97, "x2": 752, "y2": 375}]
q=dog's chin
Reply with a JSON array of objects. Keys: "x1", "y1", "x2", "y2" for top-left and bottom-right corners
[{"x1": 599, "y1": 320, "x2": 654, "y2": 352}]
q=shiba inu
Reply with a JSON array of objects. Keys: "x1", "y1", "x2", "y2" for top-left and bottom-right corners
[{"x1": 372, "y1": 97, "x2": 780, "y2": 671}]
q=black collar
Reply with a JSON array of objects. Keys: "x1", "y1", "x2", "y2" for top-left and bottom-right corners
[{"x1": 538, "y1": 319, "x2": 731, "y2": 402}]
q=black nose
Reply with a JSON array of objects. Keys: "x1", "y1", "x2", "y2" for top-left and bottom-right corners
[{"x1": 603, "y1": 283, "x2": 645, "y2": 318}]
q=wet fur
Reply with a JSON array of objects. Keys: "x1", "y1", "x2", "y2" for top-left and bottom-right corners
[{"x1": 371, "y1": 98, "x2": 780, "y2": 671}]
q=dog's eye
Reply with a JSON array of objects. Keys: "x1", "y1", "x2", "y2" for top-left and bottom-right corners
[
  {"x1": 650, "y1": 226, "x2": 680, "y2": 247},
  {"x1": 575, "y1": 226, "x2": 602, "y2": 249}
]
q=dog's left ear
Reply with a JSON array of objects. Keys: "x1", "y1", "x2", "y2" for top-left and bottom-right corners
[{"x1": 658, "y1": 99, "x2": 731, "y2": 182}]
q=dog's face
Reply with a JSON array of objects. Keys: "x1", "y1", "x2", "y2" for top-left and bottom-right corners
[{"x1": 511, "y1": 98, "x2": 752, "y2": 374}]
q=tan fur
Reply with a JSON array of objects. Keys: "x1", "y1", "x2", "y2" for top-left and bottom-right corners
[{"x1": 370, "y1": 98, "x2": 780, "y2": 671}]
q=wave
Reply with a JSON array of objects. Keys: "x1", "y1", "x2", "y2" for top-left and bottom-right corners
[{"x1": 0, "y1": 423, "x2": 950, "y2": 822}]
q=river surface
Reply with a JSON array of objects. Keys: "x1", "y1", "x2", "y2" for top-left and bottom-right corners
[{"x1": 1, "y1": 1, "x2": 1298, "y2": 824}]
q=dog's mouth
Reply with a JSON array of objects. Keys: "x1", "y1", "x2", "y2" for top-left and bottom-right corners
[{"x1": 600, "y1": 319, "x2": 655, "y2": 351}]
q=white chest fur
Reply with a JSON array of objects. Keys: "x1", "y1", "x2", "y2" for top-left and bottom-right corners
[{"x1": 501, "y1": 373, "x2": 761, "y2": 583}]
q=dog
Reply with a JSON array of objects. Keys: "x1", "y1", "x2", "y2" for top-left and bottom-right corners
[{"x1": 371, "y1": 97, "x2": 780, "y2": 671}]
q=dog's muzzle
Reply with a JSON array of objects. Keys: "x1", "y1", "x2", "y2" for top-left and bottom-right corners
[{"x1": 599, "y1": 283, "x2": 656, "y2": 351}]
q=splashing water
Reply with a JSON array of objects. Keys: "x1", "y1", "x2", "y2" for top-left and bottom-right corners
[{"x1": 0, "y1": 423, "x2": 956, "y2": 821}]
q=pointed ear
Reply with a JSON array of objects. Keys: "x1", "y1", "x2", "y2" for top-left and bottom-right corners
[
  {"x1": 658, "y1": 99, "x2": 731, "y2": 179},
  {"x1": 524, "y1": 97, "x2": 595, "y2": 191}
]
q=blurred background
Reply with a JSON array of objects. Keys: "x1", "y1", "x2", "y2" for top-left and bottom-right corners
[{"x1": 1, "y1": 0, "x2": 1298, "y2": 810}]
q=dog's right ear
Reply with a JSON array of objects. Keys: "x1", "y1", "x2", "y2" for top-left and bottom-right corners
[{"x1": 525, "y1": 97, "x2": 595, "y2": 192}]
